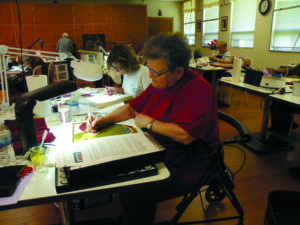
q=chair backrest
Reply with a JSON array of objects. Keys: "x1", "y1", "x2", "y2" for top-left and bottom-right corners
[
  {"x1": 32, "y1": 65, "x2": 42, "y2": 75},
  {"x1": 48, "y1": 61, "x2": 55, "y2": 84},
  {"x1": 243, "y1": 58, "x2": 252, "y2": 68}
]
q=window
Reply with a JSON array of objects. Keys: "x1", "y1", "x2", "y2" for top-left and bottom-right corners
[
  {"x1": 270, "y1": 0, "x2": 300, "y2": 52},
  {"x1": 183, "y1": 0, "x2": 195, "y2": 46},
  {"x1": 230, "y1": 0, "x2": 256, "y2": 48},
  {"x1": 202, "y1": 6, "x2": 219, "y2": 47}
]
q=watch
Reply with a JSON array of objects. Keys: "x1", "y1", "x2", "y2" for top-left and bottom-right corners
[
  {"x1": 259, "y1": 0, "x2": 271, "y2": 15},
  {"x1": 147, "y1": 119, "x2": 155, "y2": 131}
]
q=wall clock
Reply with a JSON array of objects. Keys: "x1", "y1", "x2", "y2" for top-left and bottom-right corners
[{"x1": 259, "y1": 0, "x2": 271, "y2": 15}]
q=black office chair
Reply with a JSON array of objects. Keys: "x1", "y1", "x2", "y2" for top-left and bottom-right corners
[{"x1": 157, "y1": 111, "x2": 251, "y2": 225}]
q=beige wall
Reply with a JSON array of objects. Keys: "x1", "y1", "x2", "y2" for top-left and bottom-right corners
[
  {"x1": 146, "y1": 1, "x2": 182, "y2": 32},
  {"x1": 196, "y1": 0, "x2": 300, "y2": 70}
]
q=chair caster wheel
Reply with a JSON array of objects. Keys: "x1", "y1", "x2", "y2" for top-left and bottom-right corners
[{"x1": 205, "y1": 184, "x2": 226, "y2": 204}]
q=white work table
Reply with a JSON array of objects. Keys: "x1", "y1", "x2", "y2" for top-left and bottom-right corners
[
  {"x1": 0, "y1": 91, "x2": 170, "y2": 225},
  {"x1": 218, "y1": 78, "x2": 293, "y2": 154}
]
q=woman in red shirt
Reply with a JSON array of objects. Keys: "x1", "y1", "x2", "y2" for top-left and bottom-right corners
[{"x1": 87, "y1": 33, "x2": 222, "y2": 225}]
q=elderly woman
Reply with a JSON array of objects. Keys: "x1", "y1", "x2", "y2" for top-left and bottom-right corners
[
  {"x1": 105, "y1": 44, "x2": 151, "y2": 97},
  {"x1": 209, "y1": 40, "x2": 232, "y2": 64},
  {"x1": 87, "y1": 33, "x2": 221, "y2": 225}
]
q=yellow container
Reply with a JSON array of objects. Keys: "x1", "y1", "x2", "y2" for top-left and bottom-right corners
[{"x1": 29, "y1": 146, "x2": 48, "y2": 173}]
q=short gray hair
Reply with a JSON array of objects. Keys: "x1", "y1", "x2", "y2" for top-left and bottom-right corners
[
  {"x1": 142, "y1": 32, "x2": 192, "y2": 73},
  {"x1": 62, "y1": 33, "x2": 69, "y2": 37}
]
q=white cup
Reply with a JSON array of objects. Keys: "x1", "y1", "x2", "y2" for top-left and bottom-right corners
[
  {"x1": 293, "y1": 82, "x2": 300, "y2": 96},
  {"x1": 58, "y1": 104, "x2": 71, "y2": 123}
]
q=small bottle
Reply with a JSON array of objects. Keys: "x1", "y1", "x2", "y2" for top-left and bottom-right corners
[{"x1": 0, "y1": 119, "x2": 16, "y2": 167}]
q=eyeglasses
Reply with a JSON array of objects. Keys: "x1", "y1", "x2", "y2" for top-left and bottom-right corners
[{"x1": 145, "y1": 64, "x2": 170, "y2": 77}]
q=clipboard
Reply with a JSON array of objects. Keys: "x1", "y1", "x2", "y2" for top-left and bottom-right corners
[
  {"x1": 55, "y1": 127, "x2": 166, "y2": 192},
  {"x1": 55, "y1": 164, "x2": 158, "y2": 193}
]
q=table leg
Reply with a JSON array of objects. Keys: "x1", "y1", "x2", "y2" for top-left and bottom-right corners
[
  {"x1": 259, "y1": 96, "x2": 271, "y2": 141},
  {"x1": 211, "y1": 71, "x2": 217, "y2": 92},
  {"x1": 241, "y1": 96, "x2": 293, "y2": 153},
  {"x1": 60, "y1": 201, "x2": 76, "y2": 225}
]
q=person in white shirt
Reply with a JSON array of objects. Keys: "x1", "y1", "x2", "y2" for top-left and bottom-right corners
[{"x1": 105, "y1": 44, "x2": 151, "y2": 98}]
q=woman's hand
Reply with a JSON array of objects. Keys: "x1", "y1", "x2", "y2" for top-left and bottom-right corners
[
  {"x1": 134, "y1": 114, "x2": 154, "y2": 129},
  {"x1": 86, "y1": 116, "x2": 107, "y2": 133},
  {"x1": 210, "y1": 56, "x2": 218, "y2": 62},
  {"x1": 105, "y1": 86, "x2": 122, "y2": 95}
]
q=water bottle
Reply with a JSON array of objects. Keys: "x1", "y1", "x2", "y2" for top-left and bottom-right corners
[
  {"x1": 69, "y1": 92, "x2": 80, "y2": 116},
  {"x1": 0, "y1": 119, "x2": 16, "y2": 167}
]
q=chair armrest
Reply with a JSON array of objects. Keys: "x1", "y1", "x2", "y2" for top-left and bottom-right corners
[{"x1": 218, "y1": 111, "x2": 251, "y2": 144}]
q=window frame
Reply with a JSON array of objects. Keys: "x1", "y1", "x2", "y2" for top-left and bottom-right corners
[
  {"x1": 183, "y1": 0, "x2": 196, "y2": 46},
  {"x1": 202, "y1": 6, "x2": 219, "y2": 48},
  {"x1": 230, "y1": 0, "x2": 256, "y2": 49},
  {"x1": 269, "y1": 3, "x2": 300, "y2": 53}
]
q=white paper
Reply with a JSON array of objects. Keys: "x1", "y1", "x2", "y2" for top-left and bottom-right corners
[
  {"x1": 78, "y1": 93, "x2": 132, "y2": 108},
  {"x1": 55, "y1": 132, "x2": 162, "y2": 169},
  {"x1": 26, "y1": 75, "x2": 51, "y2": 117}
]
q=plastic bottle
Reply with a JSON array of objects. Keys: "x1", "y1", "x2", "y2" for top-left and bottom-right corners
[
  {"x1": 0, "y1": 119, "x2": 16, "y2": 167},
  {"x1": 69, "y1": 92, "x2": 80, "y2": 116}
]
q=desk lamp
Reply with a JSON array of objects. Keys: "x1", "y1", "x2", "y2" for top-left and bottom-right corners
[
  {"x1": 28, "y1": 38, "x2": 44, "y2": 50},
  {"x1": 72, "y1": 48, "x2": 109, "y2": 81},
  {"x1": 15, "y1": 80, "x2": 77, "y2": 154}
]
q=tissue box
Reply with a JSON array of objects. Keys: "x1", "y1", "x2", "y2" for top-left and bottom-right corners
[{"x1": 260, "y1": 76, "x2": 286, "y2": 89}]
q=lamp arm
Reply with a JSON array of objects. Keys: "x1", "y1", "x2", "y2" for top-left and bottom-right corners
[
  {"x1": 15, "y1": 80, "x2": 77, "y2": 154},
  {"x1": 28, "y1": 38, "x2": 40, "y2": 49},
  {"x1": 0, "y1": 45, "x2": 73, "y2": 106}
]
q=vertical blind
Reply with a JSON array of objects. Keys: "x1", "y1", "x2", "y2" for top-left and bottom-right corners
[
  {"x1": 202, "y1": 6, "x2": 219, "y2": 46},
  {"x1": 270, "y1": 0, "x2": 300, "y2": 52},
  {"x1": 230, "y1": 0, "x2": 256, "y2": 48},
  {"x1": 184, "y1": 0, "x2": 196, "y2": 46}
]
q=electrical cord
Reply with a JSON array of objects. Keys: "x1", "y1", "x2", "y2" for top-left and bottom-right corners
[
  {"x1": 198, "y1": 143, "x2": 247, "y2": 220},
  {"x1": 16, "y1": 0, "x2": 22, "y2": 62},
  {"x1": 199, "y1": 143, "x2": 247, "y2": 195},
  {"x1": 15, "y1": 0, "x2": 26, "y2": 93}
]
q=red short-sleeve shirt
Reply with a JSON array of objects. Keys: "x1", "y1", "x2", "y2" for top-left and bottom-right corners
[{"x1": 129, "y1": 70, "x2": 221, "y2": 184}]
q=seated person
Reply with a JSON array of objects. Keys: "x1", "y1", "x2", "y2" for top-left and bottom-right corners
[
  {"x1": 87, "y1": 32, "x2": 222, "y2": 225},
  {"x1": 20, "y1": 55, "x2": 48, "y2": 75},
  {"x1": 270, "y1": 64, "x2": 300, "y2": 133},
  {"x1": 104, "y1": 44, "x2": 151, "y2": 98},
  {"x1": 209, "y1": 40, "x2": 232, "y2": 64}
]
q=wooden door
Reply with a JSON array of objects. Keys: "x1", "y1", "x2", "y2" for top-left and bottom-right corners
[{"x1": 148, "y1": 17, "x2": 173, "y2": 38}]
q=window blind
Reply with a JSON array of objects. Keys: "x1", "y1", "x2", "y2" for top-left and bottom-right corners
[
  {"x1": 203, "y1": 0, "x2": 220, "y2": 8},
  {"x1": 270, "y1": 0, "x2": 300, "y2": 52},
  {"x1": 202, "y1": 6, "x2": 219, "y2": 47},
  {"x1": 184, "y1": 0, "x2": 196, "y2": 46},
  {"x1": 230, "y1": 0, "x2": 256, "y2": 48}
]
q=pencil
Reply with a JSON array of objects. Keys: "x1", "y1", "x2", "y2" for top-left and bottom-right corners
[{"x1": 88, "y1": 103, "x2": 92, "y2": 124}]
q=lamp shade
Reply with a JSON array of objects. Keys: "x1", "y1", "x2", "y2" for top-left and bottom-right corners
[{"x1": 71, "y1": 60, "x2": 103, "y2": 81}]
